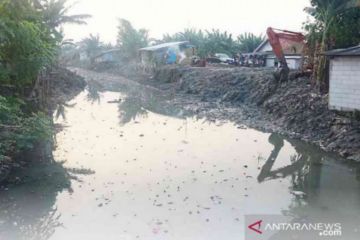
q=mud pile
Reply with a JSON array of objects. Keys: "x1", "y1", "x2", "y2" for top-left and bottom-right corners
[
  {"x1": 49, "y1": 67, "x2": 86, "y2": 106},
  {"x1": 153, "y1": 65, "x2": 360, "y2": 161}
]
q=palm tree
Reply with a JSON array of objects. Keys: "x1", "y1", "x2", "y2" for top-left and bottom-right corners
[
  {"x1": 237, "y1": 33, "x2": 265, "y2": 53},
  {"x1": 204, "y1": 29, "x2": 237, "y2": 56},
  {"x1": 117, "y1": 18, "x2": 149, "y2": 60},
  {"x1": 80, "y1": 34, "x2": 104, "y2": 62},
  {"x1": 34, "y1": 0, "x2": 91, "y2": 38},
  {"x1": 305, "y1": 0, "x2": 360, "y2": 91}
]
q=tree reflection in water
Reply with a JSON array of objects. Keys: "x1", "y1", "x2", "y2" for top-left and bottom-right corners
[
  {"x1": 117, "y1": 90, "x2": 186, "y2": 125},
  {"x1": 0, "y1": 160, "x2": 95, "y2": 240},
  {"x1": 117, "y1": 95, "x2": 148, "y2": 125},
  {"x1": 86, "y1": 79, "x2": 104, "y2": 104}
]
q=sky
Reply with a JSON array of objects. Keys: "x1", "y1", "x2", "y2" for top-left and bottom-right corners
[{"x1": 64, "y1": 0, "x2": 311, "y2": 44}]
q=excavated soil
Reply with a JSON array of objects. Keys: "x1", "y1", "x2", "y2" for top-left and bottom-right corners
[
  {"x1": 49, "y1": 67, "x2": 87, "y2": 108},
  {"x1": 110, "y1": 64, "x2": 360, "y2": 162}
]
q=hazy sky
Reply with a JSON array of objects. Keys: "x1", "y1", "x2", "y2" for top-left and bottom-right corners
[{"x1": 64, "y1": 0, "x2": 311, "y2": 43}]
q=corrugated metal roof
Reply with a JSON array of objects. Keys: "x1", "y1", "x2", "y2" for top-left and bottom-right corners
[
  {"x1": 324, "y1": 45, "x2": 360, "y2": 56},
  {"x1": 139, "y1": 41, "x2": 189, "y2": 51}
]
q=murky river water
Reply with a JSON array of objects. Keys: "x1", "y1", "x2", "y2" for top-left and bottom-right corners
[{"x1": 1, "y1": 81, "x2": 360, "y2": 239}]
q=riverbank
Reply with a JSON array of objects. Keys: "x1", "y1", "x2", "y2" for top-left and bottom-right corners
[
  {"x1": 91, "y1": 64, "x2": 360, "y2": 162},
  {"x1": 0, "y1": 67, "x2": 86, "y2": 185},
  {"x1": 4, "y1": 73, "x2": 360, "y2": 239}
]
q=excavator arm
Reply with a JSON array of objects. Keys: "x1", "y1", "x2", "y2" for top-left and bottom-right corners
[{"x1": 266, "y1": 27, "x2": 305, "y2": 82}]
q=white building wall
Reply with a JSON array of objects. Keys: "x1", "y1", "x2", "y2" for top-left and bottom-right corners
[
  {"x1": 329, "y1": 57, "x2": 360, "y2": 111},
  {"x1": 266, "y1": 58, "x2": 275, "y2": 68},
  {"x1": 265, "y1": 57, "x2": 301, "y2": 69},
  {"x1": 286, "y1": 59, "x2": 297, "y2": 69}
]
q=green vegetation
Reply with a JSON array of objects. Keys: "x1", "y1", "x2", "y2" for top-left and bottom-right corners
[
  {"x1": 0, "y1": 96, "x2": 52, "y2": 159},
  {"x1": 237, "y1": 33, "x2": 264, "y2": 53},
  {"x1": 162, "y1": 28, "x2": 205, "y2": 54},
  {"x1": 0, "y1": 0, "x2": 89, "y2": 163},
  {"x1": 101, "y1": 22, "x2": 265, "y2": 62},
  {"x1": 0, "y1": 0, "x2": 56, "y2": 89},
  {"x1": 117, "y1": 19, "x2": 149, "y2": 60},
  {"x1": 80, "y1": 34, "x2": 104, "y2": 64},
  {"x1": 66, "y1": 20, "x2": 263, "y2": 65},
  {"x1": 304, "y1": 0, "x2": 360, "y2": 91},
  {"x1": 161, "y1": 28, "x2": 264, "y2": 57}
]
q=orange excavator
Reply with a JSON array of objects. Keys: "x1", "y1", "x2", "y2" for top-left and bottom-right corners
[{"x1": 266, "y1": 27, "x2": 306, "y2": 82}]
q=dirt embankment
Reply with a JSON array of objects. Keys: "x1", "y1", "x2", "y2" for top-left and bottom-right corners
[
  {"x1": 48, "y1": 67, "x2": 87, "y2": 108},
  {"x1": 148, "y1": 65, "x2": 360, "y2": 161}
]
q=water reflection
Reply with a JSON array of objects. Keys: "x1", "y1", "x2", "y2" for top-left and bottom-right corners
[
  {"x1": 257, "y1": 134, "x2": 321, "y2": 184},
  {"x1": 256, "y1": 134, "x2": 360, "y2": 238},
  {"x1": 0, "y1": 161, "x2": 70, "y2": 240},
  {"x1": 83, "y1": 77, "x2": 187, "y2": 125},
  {"x1": 258, "y1": 133, "x2": 360, "y2": 200},
  {"x1": 117, "y1": 95, "x2": 148, "y2": 124},
  {"x1": 86, "y1": 79, "x2": 104, "y2": 104},
  {"x1": 0, "y1": 159, "x2": 95, "y2": 240},
  {"x1": 54, "y1": 102, "x2": 76, "y2": 120},
  {"x1": 117, "y1": 90, "x2": 186, "y2": 125},
  {"x1": 256, "y1": 133, "x2": 360, "y2": 239},
  {"x1": 2, "y1": 86, "x2": 360, "y2": 239}
]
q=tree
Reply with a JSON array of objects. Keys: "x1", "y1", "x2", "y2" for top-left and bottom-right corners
[
  {"x1": 0, "y1": 0, "x2": 89, "y2": 162},
  {"x1": 0, "y1": 0, "x2": 90, "y2": 89},
  {"x1": 35, "y1": 0, "x2": 91, "y2": 39},
  {"x1": 116, "y1": 19, "x2": 148, "y2": 60},
  {"x1": 80, "y1": 34, "x2": 104, "y2": 62},
  {"x1": 160, "y1": 28, "x2": 264, "y2": 57},
  {"x1": 304, "y1": 0, "x2": 360, "y2": 91},
  {"x1": 0, "y1": 0, "x2": 57, "y2": 88},
  {"x1": 203, "y1": 29, "x2": 238, "y2": 56},
  {"x1": 237, "y1": 33, "x2": 265, "y2": 53},
  {"x1": 161, "y1": 28, "x2": 205, "y2": 56}
]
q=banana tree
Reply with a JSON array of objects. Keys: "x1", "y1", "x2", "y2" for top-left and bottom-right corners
[{"x1": 305, "y1": 0, "x2": 360, "y2": 92}]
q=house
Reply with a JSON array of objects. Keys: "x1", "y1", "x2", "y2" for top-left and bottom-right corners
[
  {"x1": 325, "y1": 45, "x2": 360, "y2": 111},
  {"x1": 94, "y1": 49, "x2": 121, "y2": 64},
  {"x1": 139, "y1": 41, "x2": 195, "y2": 67},
  {"x1": 253, "y1": 39, "x2": 304, "y2": 70}
]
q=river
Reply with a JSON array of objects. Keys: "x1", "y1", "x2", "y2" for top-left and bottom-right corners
[{"x1": 0, "y1": 70, "x2": 359, "y2": 240}]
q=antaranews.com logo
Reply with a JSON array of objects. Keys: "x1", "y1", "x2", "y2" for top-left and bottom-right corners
[{"x1": 245, "y1": 215, "x2": 345, "y2": 240}]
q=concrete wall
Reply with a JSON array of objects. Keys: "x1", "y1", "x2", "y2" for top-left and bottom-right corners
[{"x1": 329, "y1": 57, "x2": 360, "y2": 111}]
